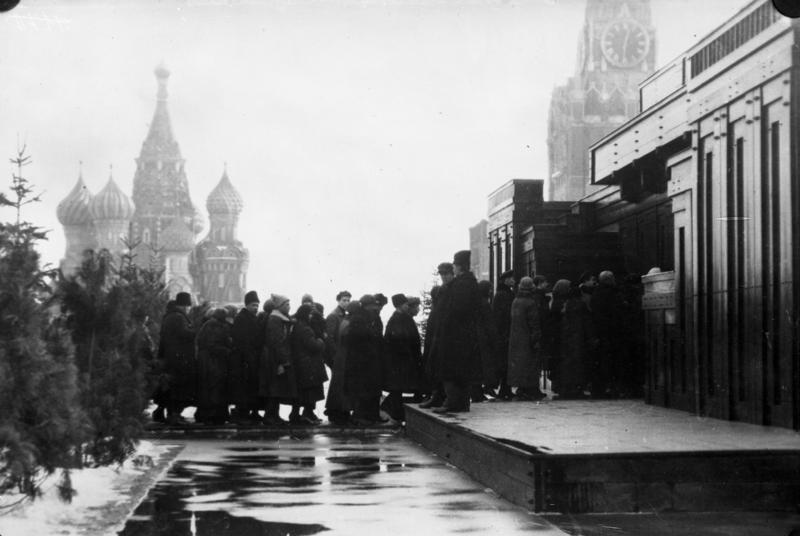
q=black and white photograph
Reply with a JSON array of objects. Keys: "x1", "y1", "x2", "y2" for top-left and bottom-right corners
[{"x1": 2, "y1": 0, "x2": 800, "y2": 534}]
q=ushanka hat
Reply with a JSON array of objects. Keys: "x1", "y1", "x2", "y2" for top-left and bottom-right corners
[
  {"x1": 244, "y1": 290, "x2": 260, "y2": 305},
  {"x1": 453, "y1": 250, "x2": 471, "y2": 269},
  {"x1": 270, "y1": 293, "x2": 290, "y2": 308},
  {"x1": 391, "y1": 293, "x2": 408, "y2": 308},
  {"x1": 175, "y1": 292, "x2": 192, "y2": 307},
  {"x1": 437, "y1": 262, "x2": 454, "y2": 275}
]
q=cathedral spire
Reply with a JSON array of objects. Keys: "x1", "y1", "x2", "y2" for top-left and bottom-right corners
[{"x1": 140, "y1": 63, "x2": 180, "y2": 160}]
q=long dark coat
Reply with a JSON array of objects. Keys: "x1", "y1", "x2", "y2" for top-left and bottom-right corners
[
  {"x1": 160, "y1": 309, "x2": 197, "y2": 406},
  {"x1": 477, "y1": 298, "x2": 498, "y2": 386},
  {"x1": 196, "y1": 316, "x2": 232, "y2": 416},
  {"x1": 324, "y1": 307, "x2": 345, "y2": 368},
  {"x1": 491, "y1": 285, "x2": 515, "y2": 380},
  {"x1": 434, "y1": 271, "x2": 482, "y2": 383},
  {"x1": 383, "y1": 310, "x2": 422, "y2": 392},
  {"x1": 559, "y1": 296, "x2": 595, "y2": 395},
  {"x1": 590, "y1": 282, "x2": 623, "y2": 391},
  {"x1": 344, "y1": 310, "x2": 383, "y2": 397},
  {"x1": 291, "y1": 320, "x2": 328, "y2": 391},
  {"x1": 264, "y1": 310, "x2": 298, "y2": 402},
  {"x1": 507, "y1": 287, "x2": 543, "y2": 389},
  {"x1": 422, "y1": 285, "x2": 445, "y2": 386},
  {"x1": 230, "y1": 308, "x2": 262, "y2": 408},
  {"x1": 326, "y1": 309, "x2": 352, "y2": 413}
]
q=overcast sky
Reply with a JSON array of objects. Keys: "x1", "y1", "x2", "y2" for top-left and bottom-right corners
[{"x1": 1, "y1": 0, "x2": 747, "y2": 312}]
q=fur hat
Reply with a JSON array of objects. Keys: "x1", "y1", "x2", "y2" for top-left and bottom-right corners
[
  {"x1": 244, "y1": 290, "x2": 260, "y2": 305},
  {"x1": 519, "y1": 276, "x2": 534, "y2": 290},
  {"x1": 346, "y1": 301, "x2": 362, "y2": 315},
  {"x1": 374, "y1": 293, "x2": 388, "y2": 307},
  {"x1": 175, "y1": 292, "x2": 192, "y2": 307},
  {"x1": 301, "y1": 293, "x2": 314, "y2": 304},
  {"x1": 360, "y1": 294, "x2": 377, "y2": 307},
  {"x1": 391, "y1": 293, "x2": 408, "y2": 308},
  {"x1": 437, "y1": 262, "x2": 454, "y2": 275},
  {"x1": 499, "y1": 269, "x2": 514, "y2": 281},
  {"x1": 407, "y1": 296, "x2": 421, "y2": 308},
  {"x1": 453, "y1": 250, "x2": 471, "y2": 269},
  {"x1": 270, "y1": 293, "x2": 290, "y2": 308}
]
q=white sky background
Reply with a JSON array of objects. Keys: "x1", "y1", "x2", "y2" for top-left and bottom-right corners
[{"x1": 1, "y1": 0, "x2": 748, "y2": 312}]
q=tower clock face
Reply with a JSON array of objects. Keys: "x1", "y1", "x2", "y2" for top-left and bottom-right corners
[{"x1": 601, "y1": 19, "x2": 650, "y2": 68}]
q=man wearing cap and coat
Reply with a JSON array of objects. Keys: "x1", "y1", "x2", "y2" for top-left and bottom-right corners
[
  {"x1": 161, "y1": 291, "x2": 197, "y2": 424},
  {"x1": 263, "y1": 294, "x2": 297, "y2": 425},
  {"x1": 491, "y1": 269, "x2": 516, "y2": 400},
  {"x1": 345, "y1": 295, "x2": 385, "y2": 424},
  {"x1": 230, "y1": 290, "x2": 263, "y2": 423},
  {"x1": 325, "y1": 291, "x2": 353, "y2": 424},
  {"x1": 433, "y1": 251, "x2": 482, "y2": 413},
  {"x1": 381, "y1": 293, "x2": 422, "y2": 421}
]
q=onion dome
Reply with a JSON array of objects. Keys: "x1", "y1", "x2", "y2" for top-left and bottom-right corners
[
  {"x1": 159, "y1": 218, "x2": 194, "y2": 252},
  {"x1": 206, "y1": 167, "x2": 243, "y2": 214},
  {"x1": 57, "y1": 174, "x2": 93, "y2": 225},
  {"x1": 89, "y1": 173, "x2": 135, "y2": 221}
]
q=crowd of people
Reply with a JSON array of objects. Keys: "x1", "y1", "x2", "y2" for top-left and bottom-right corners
[{"x1": 150, "y1": 249, "x2": 645, "y2": 426}]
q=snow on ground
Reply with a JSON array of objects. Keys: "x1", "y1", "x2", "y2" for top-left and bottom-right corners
[{"x1": 0, "y1": 441, "x2": 176, "y2": 536}]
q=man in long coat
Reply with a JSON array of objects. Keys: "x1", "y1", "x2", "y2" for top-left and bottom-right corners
[
  {"x1": 381, "y1": 293, "x2": 422, "y2": 421},
  {"x1": 491, "y1": 269, "x2": 516, "y2": 400},
  {"x1": 344, "y1": 295, "x2": 385, "y2": 424},
  {"x1": 507, "y1": 276, "x2": 548, "y2": 400},
  {"x1": 230, "y1": 290, "x2": 263, "y2": 424},
  {"x1": 161, "y1": 291, "x2": 196, "y2": 424},
  {"x1": 591, "y1": 270, "x2": 624, "y2": 398},
  {"x1": 324, "y1": 290, "x2": 352, "y2": 424},
  {"x1": 433, "y1": 250, "x2": 482, "y2": 413},
  {"x1": 196, "y1": 307, "x2": 233, "y2": 425},
  {"x1": 264, "y1": 294, "x2": 297, "y2": 425},
  {"x1": 419, "y1": 262, "x2": 454, "y2": 408}
]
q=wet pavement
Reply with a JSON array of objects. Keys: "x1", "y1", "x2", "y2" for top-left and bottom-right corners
[{"x1": 118, "y1": 430, "x2": 565, "y2": 535}]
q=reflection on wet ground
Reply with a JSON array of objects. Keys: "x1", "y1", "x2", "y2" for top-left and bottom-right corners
[{"x1": 119, "y1": 431, "x2": 564, "y2": 536}]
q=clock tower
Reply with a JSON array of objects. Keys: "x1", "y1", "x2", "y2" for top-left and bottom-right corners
[{"x1": 547, "y1": 0, "x2": 656, "y2": 201}]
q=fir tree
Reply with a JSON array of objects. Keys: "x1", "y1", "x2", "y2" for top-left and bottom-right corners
[{"x1": 0, "y1": 144, "x2": 86, "y2": 502}]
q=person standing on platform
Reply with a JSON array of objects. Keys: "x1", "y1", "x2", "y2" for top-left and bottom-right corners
[
  {"x1": 507, "y1": 276, "x2": 547, "y2": 401},
  {"x1": 556, "y1": 284, "x2": 595, "y2": 399},
  {"x1": 196, "y1": 307, "x2": 233, "y2": 425},
  {"x1": 382, "y1": 293, "x2": 422, "y2": 421},
  {"x1": 263, "y1": 294, "x2": 297, "y2": 425},
  {"x1": 591, "y1": 270, "x2": 623, "y2": 398},
  {"x1": 433, "y1": 250, "x2": 481, "y2": 414},
  {"x1": 161, "y1": 292, "x2": 197, "y2": 424},
  {"x1": 472, "y1": 279, "x2": 498, "y2": 403},
  {"x1": 420, "y1": 262, "x2": 454, "y2": 409},
  {"x1": 151, "y1": 300, "x2": 176, "y2": 424},
  {"x1": 230, "y1": 291, "x2": 263, "y2": 424},
  {"x1": 325, "y1": 291, "x2": 353, "y2": 425},
  {"x1": 546, "y1": 279, "x2": 571, "y2": 395},
  {"x1": 345, "y1": 295, "x2": 385, "y2": 425},
  {"x1": 491, "y1": 269, "x2": 516, "y2": 400},
  {"x1": 289, "y1": 303, "x2": 327, "y2": 424}
]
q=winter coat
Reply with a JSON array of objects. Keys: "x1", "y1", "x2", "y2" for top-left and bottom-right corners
[
  {"x1": 230, "y1": 308, "x2": 262, "y2": 407},
  {"x1": 160, "y1": 309, "x2": 197, "y2": 405},
  {"x1": 506, "y1": 287, "x2": 543, "y2": 389},
  {"x1": 196, "y1": 316, "x2": 232, "y2": 411},
  {"x1": 264, "y1": 310, "x2": 298, "y2": 402},
  {"x1": 559, "y1": 296, "x2": 596, "y2": 395},
  {"x1": 291, "y1": 319, "x2": 328, "y2": 390},
  {"x1": 477, "y1": 298, "x2": 499, "y2": 386},
  {"x1": 325, "y1": 306, "x2": 346, "y2": 367},
  {"x1": 422, "y1": 285, "x2": 444, "y2": 385},
  {"x1": 344, "y1": 310, "x2": 383, "y2": 397},
  {"x1": 491, "y1": 285, "x2": 515, "y2": 376},
  {"x1": 383, "y1": 310, "x2": 422, "y2": 392},
  {"x1": 434, "y1": 271, "x2": 482, "y2": 383},
  {"x1": 326, "y1": 312, "x2": 353, "y2": 413}
]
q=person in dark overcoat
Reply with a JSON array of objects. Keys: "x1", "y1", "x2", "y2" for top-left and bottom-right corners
[
  {"x1": 472, "y1": 279, "x2": 498, "y2": 402},
  {"x1": 263, "y1": 293, "x2": 297, "y2": 425},
  {"x1": 546, "y1": 279, "x2": 571, "y2": 395},
  {"x1": 507, "y1": 276, "x2": 547, "y2": 400},
  {"x1": 432, "y1": 250, "x2": 482, "y2": 413},
  {"x1": 557, "y1": 285, "x2": 596, "y2": 399},
  {"x1": 151, "y1": 300, "x2": 176, "y2": 423},
  {"x1": 419, "y1": 262, "x2": 455, "y2": 409},
  {"x1": 590, "y1": 270, "x2": 623, "y2": 398},
  {"x1": 230, "y1": 290, "x2": 263, "y2": 424},
  {"x1": 196, "y1": 307, "x2": 233, "y2": 425},
  {"x1": 344, "y1": 295, "x2": 385, "y2": 424},
  {"x1": 491, "y1": 269, "x2": 516, "y2": 400},
  {"x1": 161, "y1": 292, "x2": 197, "y2": 424},
  {"x1": 381, "y1": 293, "x2": 422, "y2": 421},
  {"x1": 324, "y1": 291, "x2": 353, "y2": 425},
  {"x1": 289, "y1": 303, "x2": 328, "y2": 425}
]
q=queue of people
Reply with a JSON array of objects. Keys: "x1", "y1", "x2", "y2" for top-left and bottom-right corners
[{"x1": 150, "y1": 248, "x2": 644, "y2": 426}]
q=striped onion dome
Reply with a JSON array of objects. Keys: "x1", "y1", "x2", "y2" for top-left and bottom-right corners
[
  {"x1": 206, "y1": 169, "x2": 243, "y2": 214},
  {"x1": 57, "y1": 175, "x2": 93, "y2": 225},
  {"x1": 159, "y1": 218, "x2": 194, "y2": 252},
  {"x1": 89, "y1": 175, "x2": 135, "y2": 221}
]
